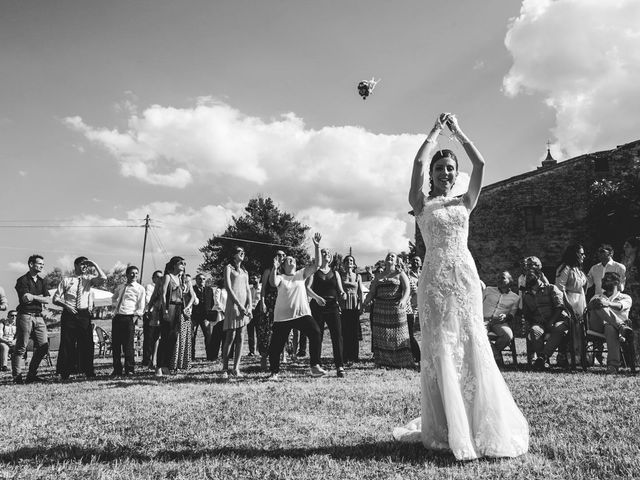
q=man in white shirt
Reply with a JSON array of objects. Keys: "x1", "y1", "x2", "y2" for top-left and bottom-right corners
[
  {"x1": 53, "y1": 256, "x2": 107, "y2": 380},
  {"x1": 587, "y1": 244, "x2": 626, "y2": 296},
  {"x1": 483, "y1": 271, "x2": 519, "y2": 366},
  {"x1": 587, "y1": 272, "x2": 632, "y2": 373},
  {"x1": 267, "y1": 233, "x2": 325, "y2": 381},
  {"x1": 111, "y1": 265, "x2": 146, "y2": 376}
]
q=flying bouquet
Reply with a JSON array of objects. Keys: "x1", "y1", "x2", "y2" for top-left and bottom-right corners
[{"x1": 357, "y1": 78, "x2": 380, "y2": 100}]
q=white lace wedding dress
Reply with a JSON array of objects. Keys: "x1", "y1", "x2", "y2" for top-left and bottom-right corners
[{"x1": 393, "y1": 195, "x2": 529, "y2": 460}]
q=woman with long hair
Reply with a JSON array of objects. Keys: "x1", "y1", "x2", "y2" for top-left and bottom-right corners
[
  {"x1": 170, "y1": 273, "x2": 196, "y2": 372},
  {"x1": 156, "y1": 256, "x2": 186, "y2": 377},
  {"x1": 340, "y1": 255, "x2": 363, "y2": 363},
  {"x1": 257, "y1": 249, "x2": 285, "y2": 371},
  {"x1": 221, "y1": 246, "x2": 252, "y2": 378},
  {"x1": 555, "y1": 243, "x2": 588, "y2": 363},
  {"x1": 363, "y1": 252, "x2": 414, "y2": 368},
  {"x1": 394, "y1": 113, "x2": 528, "y2": 460}
]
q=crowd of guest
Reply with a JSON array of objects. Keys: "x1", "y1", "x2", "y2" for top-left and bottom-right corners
[{"x1": 0, "y1": 235, "x2": 638, "y2": 384}]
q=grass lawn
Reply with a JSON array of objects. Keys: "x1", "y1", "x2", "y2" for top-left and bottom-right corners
[{"x1": 1, "y1": 319, "x2": 640, "y2": 479}]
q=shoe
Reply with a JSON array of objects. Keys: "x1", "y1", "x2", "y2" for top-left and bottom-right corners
[
  {"x1": 231, "y1": 369, "x2": 243, "y2": 378},
  {"x1": 13, "y1": 374, "x2": 24, "y2": 385},
  {"x1": 247, "y1": 352, "x2": 255, "y2": 357},
  {"x1": 25, "y1": 375, "x2": 49, "y2": 384},
  {"x1": 290, "y1": 354, "x2": 297, "y2": 363},
  {"x1": 296, "y1": 350, "x2": 307, "y2": 357},
  {"x1": 110, "y1": 371, "x2": 122, "y2": 378},
  {"x1": 0, "y1": 366, "x2": 8, "y2": 372},
  {"x1": 155, "y1": 368, "x2": 163, "y2": 378},
  {"x1": 221, "y1": 371, "x2": 229, "y2": 380},
  {"x1": 533, "y1": 357, "x2": 545, "y2": 370},
  {"x1": 606, "y1": 365, "x2": 619, "y2": 374},
  {"x1": 124, "y1": 370, "x2": 134, "y2": 377},
  {"x1": 267, "y1": 373, "x2": 280, "y2": 381},
  {"x1": 337, "y1": 367, "x2": 345, "y2": 378},
  {"x1": 310, "y1": 365, "x2": 327, "y2": 377}
]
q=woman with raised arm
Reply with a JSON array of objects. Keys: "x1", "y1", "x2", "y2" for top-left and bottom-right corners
[{"x1": 393, "y1": 113, "x2": 529, "y2": 460}]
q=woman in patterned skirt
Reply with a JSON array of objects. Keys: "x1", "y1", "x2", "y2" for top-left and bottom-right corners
[
  {"x1": 363, "y1": 252, "x2": 414, "y2": 368},
  {"x1": 257, "y1": 250, "x2": 285, "y2": 370},
  {"x1": 170, "y1": 273, "x2": 196, "y2": 372},
  {"x1": 221, "y1": 246, "x2": 252, "y2": 378}
]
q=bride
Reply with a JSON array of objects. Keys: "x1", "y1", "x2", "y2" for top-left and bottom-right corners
[{"x1": 393, "y1": 113, "x2": 529, "y2": 460}]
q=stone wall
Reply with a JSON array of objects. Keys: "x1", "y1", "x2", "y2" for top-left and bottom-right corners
[{"x1": 462, "y1": 141, "x2": 640, "y2": 284}]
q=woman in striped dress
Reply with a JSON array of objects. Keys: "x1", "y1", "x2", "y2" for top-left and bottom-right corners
[{"x1": 363, "y1": 252, "x2": 414, "y2": 368}]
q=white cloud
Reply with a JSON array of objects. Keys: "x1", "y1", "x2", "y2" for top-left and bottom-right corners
[
  {"x1": 18, "y1": 170, "x2": 27, "y2": 177},
  {"x1": 63, "y1": 98, "x2": 428, "y2": 219},
  {"x1": 298, "y1": 208, "x2": 412, "y2": 262},
  {"x1": 8, "y1": 261, "x2": 27, "y2": 273},
  {"x1": 503, "y1": 0, "x2": 640, "y2": 157}
]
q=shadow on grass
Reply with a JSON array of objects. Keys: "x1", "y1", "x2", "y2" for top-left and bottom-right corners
[{"x1": 0, "y1": 441, "x2": 495, "y2": 467}]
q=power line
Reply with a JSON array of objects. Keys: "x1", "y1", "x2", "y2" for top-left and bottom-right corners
[{"x1": 0, "y1": 225, "x2": 139, "y2": 229}]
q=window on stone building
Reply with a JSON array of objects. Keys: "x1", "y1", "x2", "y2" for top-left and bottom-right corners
[
  {"x1": 594, "y1": 157, "x2": 610, "y2": 173},
  {"x1": 524, "y1": 206, "x2": 543, "y2": 233}
]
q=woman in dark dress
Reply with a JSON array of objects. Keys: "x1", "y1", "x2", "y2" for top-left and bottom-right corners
[{"x1": 340, "y1": 255, "x2": 363, "y2": 363}]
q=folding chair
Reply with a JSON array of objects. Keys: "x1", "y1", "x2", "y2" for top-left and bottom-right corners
[{"x1": 94, "y1": 326, "x2": 112, "y2": 358}]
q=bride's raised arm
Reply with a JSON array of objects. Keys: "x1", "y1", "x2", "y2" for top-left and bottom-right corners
[
  {"x1": 409, "y1": 116, "x2": 444, "y2": 215},
  {"x1": 448, "y1": 116, "x2": 485, "y2": 212}
]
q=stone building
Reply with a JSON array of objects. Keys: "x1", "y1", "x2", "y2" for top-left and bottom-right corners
[{"x1": 465, "y1": 139, "x2": 640, "y2": 282}]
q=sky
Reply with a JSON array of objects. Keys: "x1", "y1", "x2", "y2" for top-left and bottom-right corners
[{"x1": 1, "y1": 0, "x2": 639, "y2": 308}]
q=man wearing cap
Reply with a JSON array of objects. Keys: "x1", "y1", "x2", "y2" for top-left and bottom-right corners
[{"x1": 522, "y1": 270, "x2": 570, "y2": 370}]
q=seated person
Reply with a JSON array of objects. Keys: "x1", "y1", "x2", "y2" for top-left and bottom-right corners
[
  {"x1": 482, "y1": 271, "x2": 519, "y2": 365},
  {"x1": 0, "y1": 310, "x2": 18, "y2": 372},
  {"x1": 522, "y1": 270, "x2": 570, "y2": 369},
  {"x1": 587, "y1": 272, "x2": 632, "y2": 374}
]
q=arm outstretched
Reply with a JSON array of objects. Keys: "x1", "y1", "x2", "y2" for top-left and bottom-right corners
[{"x1": 409, "y1": 118, "x2": 443, "y2": 215}]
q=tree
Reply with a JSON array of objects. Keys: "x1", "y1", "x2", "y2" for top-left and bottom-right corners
[
  {"x1": 199, "y1": 197, "x2": 311, "y2": 282},
  {"x1": 104, "y1": 265, "x2": 127, "y2": 294},
  {"x1": 43, "y1": 267, "x2": 68, "y2": 291},
  {"x1": 588, "y1": 157, "x2": 640, "y2": 254}
]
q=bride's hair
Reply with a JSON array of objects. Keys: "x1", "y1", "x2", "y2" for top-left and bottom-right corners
[{"x1": 428, "y1": 150, "x2": 459, "y2": 196}]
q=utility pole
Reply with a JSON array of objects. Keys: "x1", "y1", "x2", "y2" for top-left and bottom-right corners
[
  {"x1": 349, "y1": 245, "x2": 352, "y2": 256},
  {"x1": 140, "y1": 214, "x2": 150, "y2": 282}
]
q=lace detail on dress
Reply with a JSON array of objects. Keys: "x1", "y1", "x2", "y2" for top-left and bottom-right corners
[{"x1": 393, "y1": 195, "x2": 529, "y2": 460}]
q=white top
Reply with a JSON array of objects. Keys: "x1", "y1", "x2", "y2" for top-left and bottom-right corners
[
  {"x1": 273, "y1": 269, "x2": 311, "y2": 322},
  {"x1": 54, "y1": 275, "x2": 97, "y2": 310},
  {"x1": 482, "y1": 286, "x2": 519, "y2": 320},
  {"x1": 589, "y1": 290, "x2": 632, "y2": 326},
  {"x1": 113, "y1": 282, "x2": 146, "y2": 316},
  {"x1": 587, "y1": 259, "x2": 626, "y2": 295}
]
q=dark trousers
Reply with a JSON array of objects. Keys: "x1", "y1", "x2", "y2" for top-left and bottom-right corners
[
  {"x1": 157, "y1": 305, "x2": 182, "y2": 369},
  {"x1": 246, "y1": 307, "x2": 258, "y2": 354},
  {"x1": 57, "y1": 309, "x2": 94, "y2": 378},
  {"x1": 269, "y1": 315, "x2": 321, "y2": 374},
  {"x1": 407, "y1": 313, "x2": 421, "y2": 363},
  {"x1": 112, "y1": 314, "x2": 136, "y2": 373},
  {"x1": 206, "y1": 315, "x2": 224, "y2": 361},
  {"x1": 142, "y1": 312, "x2": 160, "y2": 366},
  {"x1": 341, "y1": 309, "x2": 360, "y2": 361},
  {"x1": 12, "y1": 313, "x2": 49, "y2": 378},
  {"x1": 191, "y1": 311, "x2": 209, "y2": 360},
  {"x1": 310, "y1": 300, "x2": 344, "y2": 369}
]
